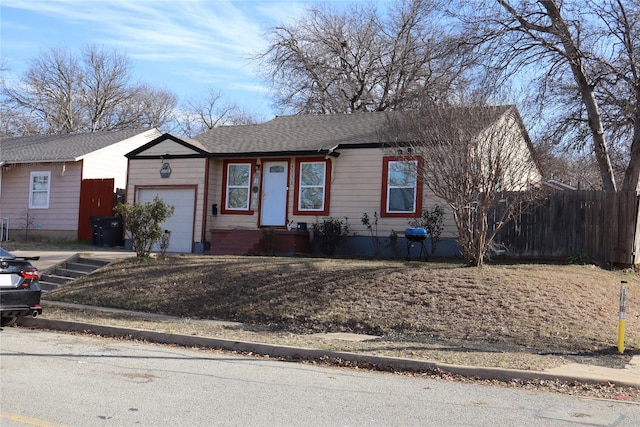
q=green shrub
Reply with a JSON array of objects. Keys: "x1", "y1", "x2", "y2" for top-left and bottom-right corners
[
  {"x1": 114, "y1": 196, "x2": 175, "y2": 258},
  {"x1": 387, "y1": 230, "x2": 400, "y2": 257},
  {"x1": 565, "y1": 250, "x2": 590, "y2": 264},
  {"x1": 411, "y1": 205, "x2": 445, "y2": 256},
  {"x1": 312, "y1": 217, "x2": 349, "y2": 256}
]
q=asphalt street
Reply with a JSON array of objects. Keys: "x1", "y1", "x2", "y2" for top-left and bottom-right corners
[
  {"x1": 2, "y1": 328, "x2": 639, "y2": 426},
  {"x1": 6, "y1": 248, "x2": 640, "y2": 389}
]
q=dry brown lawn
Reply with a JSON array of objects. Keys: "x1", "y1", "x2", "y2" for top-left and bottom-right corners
[{"x1": 45, "y1": 255, "x2": 640, "y2": 356}]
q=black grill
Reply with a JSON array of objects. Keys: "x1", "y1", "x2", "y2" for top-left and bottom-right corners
[{"x1": 405, "y1": 228, "x2": 429, "y2": 261}]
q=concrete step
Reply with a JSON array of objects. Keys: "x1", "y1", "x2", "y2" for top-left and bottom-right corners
[
  {"x1": 65, "y1": 261, "x2": 104, "y2": 273},
  {"x1": 51, "y1": 268, "x2": 87, "y2": 278},
  {"x1": 39, "y1": 281, "x2": 62, "y2": 291},
  {"x1": 64, "y1": 262, "x2": 96, "y2": 273},
  {"x1": 39, "y1": 274, "x2": 72, "y2": 285},
  {"x1": 75, "y1": 257, "x2": 111, "y2": 268},
  {"x1": 39, "y1": 255, "x2": 112, "y2": 291}
]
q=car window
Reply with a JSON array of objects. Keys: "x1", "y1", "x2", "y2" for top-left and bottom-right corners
[{"x1": 0, "y1": 247, "x2": 16, "y2": 259}]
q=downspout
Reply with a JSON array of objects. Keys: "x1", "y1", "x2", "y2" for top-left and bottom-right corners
[{"x1": 202, "y1": 157, "x2": 210, "y2": 244}]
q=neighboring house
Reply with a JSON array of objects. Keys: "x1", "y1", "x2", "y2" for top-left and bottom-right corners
[
  {"x1": 125, "y1": 107, "x2": 541, "y2": 256},
  {"x1": 0, "y1": 129, "x2": 162, "y2": 242}
]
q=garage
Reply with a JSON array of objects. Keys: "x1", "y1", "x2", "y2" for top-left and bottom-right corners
[{"x1": 136, "y1": 188, "x2": 195, "y2": 253}]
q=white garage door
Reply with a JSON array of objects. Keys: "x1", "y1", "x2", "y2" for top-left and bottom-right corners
[{"x1": 137, "y1": 188, "x2": 195, "y2": 253}]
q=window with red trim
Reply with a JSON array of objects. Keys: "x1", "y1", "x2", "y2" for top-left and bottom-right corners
[
  {"x1": 294, "y1": 158, "x2": 331, "y2": 216},
  {"x1": 221, "y1": 159, "x2": 255, "y2": 214},
  {"x1": 381, "y1": 156, "x2": 422, "y2": 217}
]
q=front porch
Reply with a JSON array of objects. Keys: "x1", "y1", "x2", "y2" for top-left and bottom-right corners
[{"x1": 206, "y1": 229, "x2": 312, "y2": 256}]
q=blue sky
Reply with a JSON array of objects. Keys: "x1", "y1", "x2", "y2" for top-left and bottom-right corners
[{"x1": 1, "y1": 0, "x2": 364, "y2": 121}]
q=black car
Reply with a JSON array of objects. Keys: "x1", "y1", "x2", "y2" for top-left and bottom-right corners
[{"x1": 0, "y1": 247, "x2": 42, "y2": 327}]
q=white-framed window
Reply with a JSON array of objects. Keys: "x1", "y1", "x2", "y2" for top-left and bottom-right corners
[
  {"x1": 387, "y1": 160, "x2": 417, "y2": 213},
  {"x1": 382, "y1": 157, "x2": 422, "y2": 217},
  {"x1": 294, "y1": 158, "x2": 331, "y2": 215},
  {"x1": 299, "y1": 162, "x2": 325, "y2": 210},
  {"x1": 224, "y1": 162, "x2": 251, "y2": 211},
  {"x1": 29, "y1": 171, "x2": 51, "y2": 209}
]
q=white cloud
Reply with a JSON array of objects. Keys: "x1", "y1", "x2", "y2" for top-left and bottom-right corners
[
  {"x1": 0, "y1": 0, "x2": 351, "y2": 116},
  {"x1": 2, "y1": 0, "x2": 275, "y2": 73}
]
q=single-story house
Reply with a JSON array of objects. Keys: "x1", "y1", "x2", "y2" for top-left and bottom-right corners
[
  {"x1": 0, "y1": 128, "x2": 162, "y2": 242},
  {"x1": 124, "y1": 106, "x2": 541, "y2": 257}
]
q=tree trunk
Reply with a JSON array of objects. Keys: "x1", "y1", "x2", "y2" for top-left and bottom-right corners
[
  {"x1": 542, "y1": 0, "x2": 618, "y2": 191},
  {"x1": 621, "y1": 102, "x2": 640, "y2": 192},
  {"x1": 580, "y1": 88, "x2": 618, "y2": 192}
]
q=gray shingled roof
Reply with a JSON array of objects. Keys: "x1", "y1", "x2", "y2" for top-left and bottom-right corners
[
  {"x1": 0, "y1": 129, "x2": 161, "y2": 163},
  {"x1": 196, "y1": 111, "x2": 400, "y2": 154},
  {"x1": 193, "y1": 107, "x2": 516, "y2": 155}
]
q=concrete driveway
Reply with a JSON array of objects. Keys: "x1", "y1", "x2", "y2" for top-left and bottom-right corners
[{"x1": 9, "y1": 248, "x2": 134, "y2": 271}]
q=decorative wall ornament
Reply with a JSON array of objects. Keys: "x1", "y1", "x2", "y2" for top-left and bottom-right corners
[{"x1": 160, "y1": 162, "x2": 172, "y2": 178}]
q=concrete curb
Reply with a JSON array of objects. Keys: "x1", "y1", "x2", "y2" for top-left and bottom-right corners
[{"x1": 17, "y1": 317, "x2": 640, "y2": 389}]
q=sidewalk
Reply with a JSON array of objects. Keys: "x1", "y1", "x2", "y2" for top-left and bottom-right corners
[
  {"x1": 12, "y1": 249, "x2": 640, "y2": 390},
  {"x1": 11, "y1": 248, "x2": 133, "y2": 271}
]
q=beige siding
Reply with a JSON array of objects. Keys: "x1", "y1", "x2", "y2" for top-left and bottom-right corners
[
  {"x1": 317, "y1": 148, "x2": 458, "y2": 238},
  {"x1": 127, "y1": 158, "x2": 207, "y2": 243},
  {"x1": 139, "y1": 140, "x2": 201, "y2": 156},
  {"x1": 310, "y1": 149, "x2": 387, "y2": 234},
  {"x1": 204, "y1": 150, "x2": 459, "y2": 239},
  {"x1": 477, "y1": 113, "x2": 542, "y2": 190},
  {"x1": 0, "y1": 161, "x2": 82, "y2": 233},
  {"x1": 206, "y1": 158, "x2": 259, "y2": 230},
  {"x1": 130, "y1": 141, "x2": 541, "y2": 244}
]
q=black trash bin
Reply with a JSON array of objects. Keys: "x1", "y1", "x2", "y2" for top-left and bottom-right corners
[{"x1": 100, "y1": 216, "x2": 123, "y2": 247}]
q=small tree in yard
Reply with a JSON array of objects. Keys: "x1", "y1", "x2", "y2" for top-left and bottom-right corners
[
  {"x1": 114, "y1": 196, "x2": 175, "y2": 258},
  {"x1": 361, "y1": 212, "x2": 381, "y2": 257},
  {"x1": 159, "y1": 230, "x2": 172, "y2": 260},
  {"x1": 388, "y1": 105, "x2": 545, "y2": 266}
]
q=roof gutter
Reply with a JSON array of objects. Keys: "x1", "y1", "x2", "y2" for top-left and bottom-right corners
[
  {"x1": 208, "y1": 150, "x2": 342, "y2": 159},
  {"x1": 129, "y1": 150, "x2": 342, "y2": 160},
  {"x1": 0, "y1": 158, "x2": 79, "y2": 165}
]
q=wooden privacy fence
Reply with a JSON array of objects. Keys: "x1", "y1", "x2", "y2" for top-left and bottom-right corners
[
  {"x1": 495, "y1": 191, "x2": 640, "y2": 266},
  {"x1": 78, "y1": 178, "x2": 116, "y2": 242}
]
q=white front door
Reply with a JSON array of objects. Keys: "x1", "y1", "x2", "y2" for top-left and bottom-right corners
[{"x1": 260, "y1": 161, "x2": 288, "y2": 226}]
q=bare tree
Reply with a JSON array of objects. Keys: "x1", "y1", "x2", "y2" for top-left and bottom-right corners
[
  {"x1": 4, "y1": 48, "x2": 80, "y2": 134},
  {"x1": 591, "y1": 0, "x2": 640, "y2": 192},
  {"x1": 127, "y1": 84, "x2": 178, "y2": 130},
  {"x1": 534, "y1": 140, "x2": 603, "y2": 190},
  {"x1": 0, "y1": 59, "x2": 42, "y2": 136},
  {"x1": 176, "y1": 89, "x2": 256, "y2": 138},
  {"x1": 455, "y1": 0, "x2": 640, "y2": 192},
  {"x1": 80, "y1": 45, "x2": 133, "y2": 131},
  {"x1": 1, "y1": 45, "x2": 177, "y2": 135},
  {"x1": 388, "y1": 105, "x2": 543, "y2": 266},
  {"x1": 256, "y1": 0, "x2": 476, "y2": 114}
]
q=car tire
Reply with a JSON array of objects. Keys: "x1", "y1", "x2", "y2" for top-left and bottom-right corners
[{"x1": 0, "y1": 316, "x2": 17, "y2": 327}]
